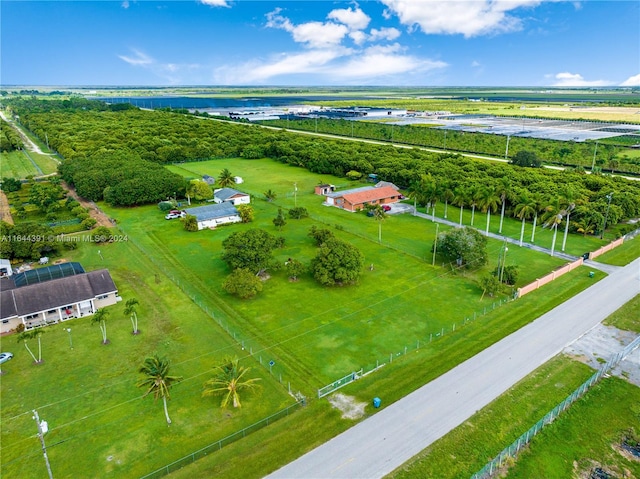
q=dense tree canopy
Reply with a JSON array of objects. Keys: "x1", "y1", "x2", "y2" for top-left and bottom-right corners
[
  {"x1": 311, "y1": 238, "x2": 364, "y2": 286},
  {"x1": 221, "y1": 229, "x2": 280, "y2": 275},
  {"x1": 436, "y1": 227, "x2": 488, "y2": 270}
]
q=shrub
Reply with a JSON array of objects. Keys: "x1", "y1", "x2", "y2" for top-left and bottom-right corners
[
  {"x1": 81, "y1": 217, "x2": 97, "y2": 230},
  {"x1": 289, "y1": 207, "x2": 309, "y2": 219}
]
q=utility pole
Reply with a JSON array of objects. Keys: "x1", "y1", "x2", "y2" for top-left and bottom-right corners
[
  {"x1": 293, "y1": 182, "x2": 297, "y2": 207},
  {"x1": 33, "y1": 409, "x2": 54, "y2": 479},
  {"x1": 591, "y1": 141, "x2": 598, "y2": 171}
]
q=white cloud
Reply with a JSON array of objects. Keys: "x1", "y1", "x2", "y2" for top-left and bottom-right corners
[
  {"x1": 213, "y1": 44, "x2": 447, "y2": 84},
  {"x1": 349, "y1": 31, "x2": 368, "y2": 45},
  {"x1": 550, "y1": 72, "x2": 612, "y2": 87},
  {"x1": 121, "y1": 1, "x2": 129, "y2": 9},
  {"x1": 266, "y1": 9, "x2": 348, "y2": 48},
  {"x1": 118, "y1": 49, "x2": 200, "y2": 84},
  {"x1": 199, "y1": 0, "x2": 230, "y2": 7},
  {"x1": 471, "y1": 60, "x2": 481, "y2": 68},
  {"x1": 381, "y1": 0, "x2": 544, "y2": 37},
  {"x1": 621, "y1": 74, "x2": 640, "y2": 87},
  {"x1": 327, "y1": 6, "x2": 370, "y2": 31},
  {"x1": 118, "y1": 49, "x2": 154, "y2": 66},
  {"x1": 369, "y1": 27, "x2": 401, "y2": 42}
]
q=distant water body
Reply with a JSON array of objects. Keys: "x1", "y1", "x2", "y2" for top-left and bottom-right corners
[{"x1": 93, "y1": 95, "x2": 371, "y2": 110}]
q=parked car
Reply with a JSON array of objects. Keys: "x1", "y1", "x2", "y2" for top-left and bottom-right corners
[
  {"x1": 382, "y1": 205, "x2": 392, "y2": 212},
  {"x1": 0, "y1": 352, "x2": 13, "y2": 364},
  {"x1": 165, "y1": 211, "x2": 185, "y2": 220}
]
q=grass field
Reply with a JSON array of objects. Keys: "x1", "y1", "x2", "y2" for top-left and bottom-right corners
[
  {"x1": 0, "y1": 237, "x2": 294, "y2": 479},
  {"x1": 595, "y1": 234, "x2": 640, "y2": 266},
  {"x1": 387, "y1": 357, "x2": 640, "y2": 479},
  {"x1": 0, "y1": 150, "x2": 58, "y2": 178},
  {"x1": 1, "y1": 156, "x2": 628, "y2": 479}
]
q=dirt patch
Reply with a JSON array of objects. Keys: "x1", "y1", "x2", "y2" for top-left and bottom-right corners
[
  {"x1": 61, "y1": 181, "x2": 113, "y2": 228},
  {"x1": 0, "y1": 189, "x2": 14, "y2": 224},
  {"x1": 563, "y1": 324, "x2": 640, "y2": 387},
  {"x1": 327, "y1": 393, "x2": 367, "y2": 420}
]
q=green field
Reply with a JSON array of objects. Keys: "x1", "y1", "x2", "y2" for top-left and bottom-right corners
[
  {"x1": 0, "y1": 149, "x2": 58, "y2": 178},
  {"x1": 2, "y1": 156, "x2": 633, "y2": 479}
]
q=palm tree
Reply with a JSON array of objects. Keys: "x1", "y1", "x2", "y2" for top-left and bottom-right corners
[
  {"x1": 529, "y1": 193, "x2": 545, "y2": 243},
  {"x1": 573, "y1": 217, "x2": 597, "y2": 237},
  {"x1": 91, "y1": 309, "x2": 109, "y2": 344},
  {"x1": 419, "y1": 174, "x2": 438, "y2": 219},
  {"x1": 496, "y1": 177, "x2": 512, "y2": 234},
  {"x1": 406, "y1": 177, "x2": 422, "y2": 215},
  {"x1": 440, "y1": 182, "x2": 454, "y2": 219},
  {"x1": 514, "y1": 194, "x2": 536, "y2": 247},
  {"x1": 264, "y1": 189, "x2": 277, "y2": 202},
  {"x1": 17, "y1": 329, "x2": 45, "y2": 364},
  {"x1": 478, "y1": 186, "x2": 500, "y2": 236},
  {"x1": 124, "y1": 298, "x2": 140, "y2": 335},
  {"x1": 542, "y1": 198, "x2": 564, "y2": 257},
  {"x1": 370, "y1": 204, "x2": 387, "y2": 243},
  {"x1": 138, "y1": 354, "x2": 183, "y2": 425},
  {"x1": 217, "y1": 168, "x2": 235, "y2": 188},
  {"x1": 453, "y1": 186, "x2": 467, "y2": 226},
  {"x1": 202, "y1": 357, "x2": 261, "y2": 409},
  {"x1": 468, "y1": 185, "x2": 481, "y2": 227},
  {"x1": 559, "y1": 188, "x2": 579, "y2": 252}
]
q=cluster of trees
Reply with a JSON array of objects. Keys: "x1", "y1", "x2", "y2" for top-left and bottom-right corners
[
  {"x1": 220, "y1": 227, "x2": 364, "y2": 298},
  {"x1": 262, "y1": 117, "x2": 637, "y2": 173},
  {"x1": 138, "y1": 354, "x2": 260, "y2": 425},
  {"x1": 0, "y1": 221, "x2": 76, "y2": 260},
  {"x1": 6, "y1": 99, "x2": 640, "y2": 226},
  {"x1": 0, "y1": 119, "x2": 23, "y2": 152},
  {"x1": 58, "y1": 152, "x2": 185, "y2": 206}
]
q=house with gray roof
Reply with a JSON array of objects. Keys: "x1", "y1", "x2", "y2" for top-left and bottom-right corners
[
  {"x1": 213, "y1": 187, "x2": 250, "y2": 206},
  {"x1": 0, "y1": 264, "x2": 119, "y2": 334},
  {"x1": 184, "y1": 203, "x2": 242, "y2": 230}
]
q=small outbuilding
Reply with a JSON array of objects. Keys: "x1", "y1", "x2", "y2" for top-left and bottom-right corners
[
  {"x1": 234, "y1": 176, "x2": 244, "y2": 184},
  {"x1": 202, "y1": 175, "x2": 216, "y2": 185},
  {"x1": 213, "y1": 187, "x2": 250, "y2": 206},
  {"x1": 184, "y1": 203, "x2": 242, "y2": 230},
  {"x1": 315, "y1": 184, "x2": 335, "y2": 196}
]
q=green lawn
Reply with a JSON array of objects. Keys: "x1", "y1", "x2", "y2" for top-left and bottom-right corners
[
  {"x1": 0, "y1": 150, "x2": 58, "y2": 179},
  {"x1": 595, "y1": 234, "x2": 640, "y2": 266},
  {"x1": 1, "y1": 157, "x2": 615, "y2": 478},
  {"x1": 604, "y1": 293, "x2": 640, "y2": 332},
  {"x1": 0, "y1": 238, "x2": 293, "y2": 479}
]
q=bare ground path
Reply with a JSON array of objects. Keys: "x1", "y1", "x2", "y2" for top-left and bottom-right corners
[
  {"x1": 61, "y1": 181, "x2": 113, "y2": 228},
  {"x1": 0, "y1": 189, "x2": 14, "y2": 224},
  {"x1": 266, "y1": 259, "x2": 640, "y2": 479}
]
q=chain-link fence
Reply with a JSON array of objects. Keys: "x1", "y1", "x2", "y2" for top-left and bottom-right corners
[
  {"x1": 140, "y1": 400, "x2": 304, "y2": 479},
  {"x1": 471, "y1": 333, "x2": 640, "y2": 479}
]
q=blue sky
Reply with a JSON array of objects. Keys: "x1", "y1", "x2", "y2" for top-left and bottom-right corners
[{"x1": 2, "y1": 0, "x2": 639, "y2": 87}]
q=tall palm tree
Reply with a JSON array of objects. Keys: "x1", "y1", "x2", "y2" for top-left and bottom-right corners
[
  {"x1": 529, "y1": 193, "x2": 545, "y2": 243},
  {"x1": 91, "y1": 309, "x2": 109, "y2": 344},
  {"x1": 478, "y1": 186, "x2": 500, "y2": 236},
  {"x1": 496, "y1": 177, "x2": 512, "y2": 234},
  {"x1": 420, "y1": 174, "x2": 438, "y2": 219},
  {"x1": 468, "y1": 185, "x2": 481, "y2": 227},
  {"x1": 17, "y1": 329, "x2": 45, "y2": 364},
  {"x1": 514, "y1": 194, "x2": 536, "y2": 247},
  {"x1": 217, "y1": 168, "x2": 235, "y2": 188},
  {"x1": 202, "y1": 357, "x2": 261, "y2": 409},
  {"x1": 371, "y1": 204, "x2": 387, "y2": 243},
  {"x1": 453, "y1": 186, "x2": 467, "y2": 226},
  {"x1": 124, "y1": 298, "x2": 140, "y2": 335},
  {"x1": 559, "y1": 187, "x2": 579, "y2": 252},
  {"x1": 542, "y1": 198, "x2": 564, "y2": 257},
  {"x1": 138, "y1": 354, "x2": 182, "y2": 425},
  {"x1": 440, "y1": 182, "x2": 455, "y2": 219}
]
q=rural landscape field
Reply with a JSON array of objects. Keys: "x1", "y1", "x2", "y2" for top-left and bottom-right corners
[{"x1": 2, "y1": 1, "x2": 640, "y2": 478}]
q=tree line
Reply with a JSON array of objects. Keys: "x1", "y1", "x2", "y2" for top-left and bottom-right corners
[{"x1": 4, "y1": 98, "x2": 640, "y2": 236}]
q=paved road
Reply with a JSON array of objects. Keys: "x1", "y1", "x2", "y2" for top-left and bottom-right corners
[{"x1": 266, "y1": 259, "x2": 639, "y2": 479}]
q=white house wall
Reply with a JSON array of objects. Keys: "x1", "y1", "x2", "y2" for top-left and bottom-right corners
[{"x1": 197, "y1": 215, "x2": 242, "y2": 230}]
